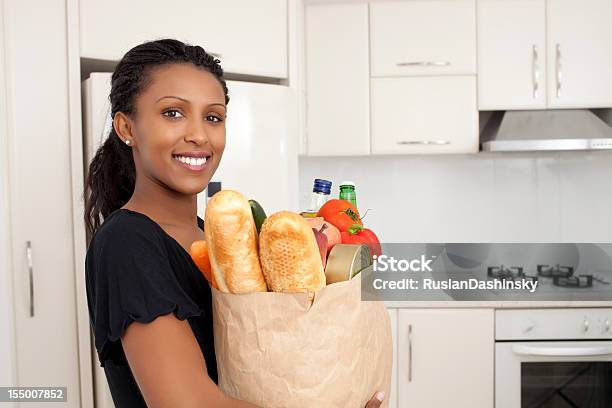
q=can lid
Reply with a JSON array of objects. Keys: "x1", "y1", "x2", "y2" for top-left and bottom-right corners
[
  {"x1": 340, "y1": 181, "x2": 355, "y2": 187},
  {"x1": 313, "y1": 178, "x2": 332, "y2": 194}
]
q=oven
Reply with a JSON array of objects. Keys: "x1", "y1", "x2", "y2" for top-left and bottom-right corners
[{"x1": 495, "y1": 308, "x2": 612, "y2": 408}]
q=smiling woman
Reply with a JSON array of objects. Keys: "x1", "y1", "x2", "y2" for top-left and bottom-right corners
[
  {"x1": 85, "y1": 42, "x2": 229, "y2": 239},
  {"x1": 82, "y1": 39, "x2": 251, "y2": 408},
  {"x1": 114, "y1": 63, "x2": 227, "y2": 199},
  {"x1": 82, "y1": 39, "x2": 385, "y2": 408}
]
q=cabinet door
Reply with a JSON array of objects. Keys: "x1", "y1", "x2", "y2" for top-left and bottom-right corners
[
  {"x1": 397, "y1": 309, "x2": 494, "y2": 408},
  {"x1": 387, "y1": 308, "x2": 398, "y2": 408},
  {"x1": 371, "y1": 76, "x2": 478, "y2": 154},
  {"x1": 370, "y1": 0, "x2": 476, "y2": 77},
  {"x1": 547, "y1": 0, "x2": 612, "y2": 108},
  {"x1": 3, "y1": 0, "x2": 81, "y2": 405},
  {"x1": 477, "y1": 0, "x2": 546, "y2": 110},
  {"x1": 80, "y1": 0, "x2": 287, "y2": 78},
  {"x1": 305, "y1": 3, "x2": 370, "y2": 156}
]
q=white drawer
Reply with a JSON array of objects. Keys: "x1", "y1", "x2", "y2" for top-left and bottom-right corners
[
  {"x1": 370, "y1": 0, "x2": 476, "y2": 77},
  {"x1": 371, "y1": 76, "x2": 478, "y2": 154}
]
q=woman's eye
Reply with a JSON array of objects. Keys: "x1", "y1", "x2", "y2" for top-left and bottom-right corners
[
  {"x1": 162, "y1": 109, "x2": 184, "y2": 119},
  {"x1": 206, "y1": 115, "x2": 224, "y2": 123}
]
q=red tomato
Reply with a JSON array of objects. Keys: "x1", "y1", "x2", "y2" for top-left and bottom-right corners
[
  {"x1": 317, "y1": 199, "x2": 362, "y2": 232},
  {"x1": 340, "y1": 225, "x2": 382, "y2": 257}
]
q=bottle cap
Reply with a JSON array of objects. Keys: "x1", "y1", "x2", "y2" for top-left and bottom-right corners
[
  {"x1": 313, "y1": 178, "x2": 332, "y2": 194},
  {"x1": 340, "y1": 181, "x2": 355, "y2": 187}
]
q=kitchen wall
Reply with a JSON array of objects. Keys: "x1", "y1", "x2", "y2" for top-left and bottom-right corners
[{"x1": 299, "y1": 151, "x2": 612, "y2": 243}]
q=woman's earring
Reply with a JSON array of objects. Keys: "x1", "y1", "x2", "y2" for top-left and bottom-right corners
[{"x1": 125, "y1": 140, "x2": 131, "y2": 146}]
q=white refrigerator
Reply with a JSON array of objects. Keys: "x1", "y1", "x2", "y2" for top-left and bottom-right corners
[{"x1": 81, "y1": 72, "x2": 298, "y2": 407}]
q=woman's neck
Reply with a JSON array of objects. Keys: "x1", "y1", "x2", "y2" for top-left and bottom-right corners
[{"x1": 123, "y1": 174, "x2": 199, "y2": 231}]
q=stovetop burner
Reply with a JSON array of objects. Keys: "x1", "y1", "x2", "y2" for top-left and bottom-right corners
[
  {"x1": 485, "y1": 263, "x2": 611, "y2": 289},
  {"x1": 487, "y1": 265, "x2": 538, "y2": 282},
  {"x1": 487, "y1": 265, "x2": 524, "y2": 279},
  {"x1": 537, "y1": 264, "x2": 574, "y2": 278},
  {"x1": 553, "y1": 274, "x2": 593, "y2": 288}
]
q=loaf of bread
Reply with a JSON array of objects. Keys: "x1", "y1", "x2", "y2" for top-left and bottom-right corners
[
  {"x1": 204, "y1": 190, "x2": 268, "y2": 293},
  {"x1": 259, "y1": 211, "x2": 326, "y2": 294}
]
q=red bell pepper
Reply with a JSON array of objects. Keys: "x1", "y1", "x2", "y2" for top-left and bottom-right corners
[{"x1": 340, "y1": 224, "x2": 382, "y2": 257}]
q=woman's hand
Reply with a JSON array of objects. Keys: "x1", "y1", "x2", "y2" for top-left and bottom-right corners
[{"x1": 365, "y1": 391, "x2": 385, "y2": 408}]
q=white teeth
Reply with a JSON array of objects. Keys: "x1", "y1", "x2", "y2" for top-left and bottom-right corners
[{"x1": 173, "y1": 155, "x2": 207, "y2": 167}]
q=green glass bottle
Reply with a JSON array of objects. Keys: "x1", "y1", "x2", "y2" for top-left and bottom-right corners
[{"x1": 339, "y1": 181, "x2": 357, "y2": 208}]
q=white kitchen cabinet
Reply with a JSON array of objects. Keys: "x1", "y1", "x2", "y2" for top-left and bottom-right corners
[
  {"x1": 477, "y1": 0, "x2": 546, "y2": 110},
  {"x1": 546, "y1": 0, "x2": 612, "y2": 108},
  {"x1": 371, "y1": 76, "x2": 478, "y2": 154},
  {"x1": 370, "y1": 0, "x2": 476, "y2": 77},
  {"x1": 397, "y1": 309, "x2": 494, "y2": 408},
  {"x1": 477, "y1": 0, "x2": 612, "y2": 110},
  {"x1": 304, "y1": 2, "x2": 370, "y2": 156},
  {"x1": 79, "y1": 0, "x2": 288, "y2": 78},
  {"x1": 2, "y1": 0, "x2": 81, "y2": 405}
]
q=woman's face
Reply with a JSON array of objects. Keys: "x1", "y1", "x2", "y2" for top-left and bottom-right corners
[{"x1": 124, "y1": 63, "x2": 227, "y2": 196}]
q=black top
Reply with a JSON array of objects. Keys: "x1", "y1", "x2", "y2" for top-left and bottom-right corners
[{"x1": 85, "y1": 208, "x2": 217, "y2": 408}]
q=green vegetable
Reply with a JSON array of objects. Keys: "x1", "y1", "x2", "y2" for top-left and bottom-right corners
[{"x1": 248, "y1": 199, "x2": 267, "y2": 234}]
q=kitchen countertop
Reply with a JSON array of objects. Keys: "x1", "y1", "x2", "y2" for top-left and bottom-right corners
[{"x1": 384, "y1": 300, "x2": 612, "y2": 308}]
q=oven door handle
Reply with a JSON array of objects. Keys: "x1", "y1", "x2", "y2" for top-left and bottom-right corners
[{"x1": 512, "y1": 344, "x2": 612, "y2": 357}]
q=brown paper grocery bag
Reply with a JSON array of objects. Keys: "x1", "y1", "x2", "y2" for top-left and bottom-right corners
[{"x1": 211, "y1": 267, "x2": 392, "y2": 408}]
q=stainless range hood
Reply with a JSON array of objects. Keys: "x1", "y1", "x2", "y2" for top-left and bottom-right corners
[{"x1": 480, "y1": 109, "x2": 612, "y2": 152}]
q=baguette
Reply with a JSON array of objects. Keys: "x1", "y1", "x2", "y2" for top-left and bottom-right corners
[
  {"x1": 204, "y1": 190, "x2": 268, "y2": 293},
  {"x1": 259, "y1": 211, "x2": 326, "y2": 294}
]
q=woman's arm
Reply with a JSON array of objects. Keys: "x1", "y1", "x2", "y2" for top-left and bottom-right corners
[{"x1": 122, "y1": 313, "x2": 259, "y2": 408}]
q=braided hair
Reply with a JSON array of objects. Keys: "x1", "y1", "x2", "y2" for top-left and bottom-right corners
[{"x1": 84, "y1": 39, "x2": 229, "y2": 239}]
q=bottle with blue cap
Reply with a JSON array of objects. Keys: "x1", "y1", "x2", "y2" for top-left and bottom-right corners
[{"x1": 302, "y1": 178, "x2": 332, "y2": 217}]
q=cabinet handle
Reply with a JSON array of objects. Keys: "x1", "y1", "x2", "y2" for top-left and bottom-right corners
[
  {"x1": 408, "y1": 324, "x2": 413, "y2": 382},
  {"x1": 555, "y1": 44, "x2": 562, "y2": 98},
  {"x1": 396, "y1": 61, "x2": 450, "y2": 67},
  {"x1": 26, "y1": 241, "x2": 34, "y2": 317},
  {"x1": 512, "y1": 344, "x2": 612, "y2": 357},
  {"x1": 532, "y1": 45, "x2": 539, "y2": 99},
  {"x1": 397, "y1": 140, "x2": 450, "y2": 146}
]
